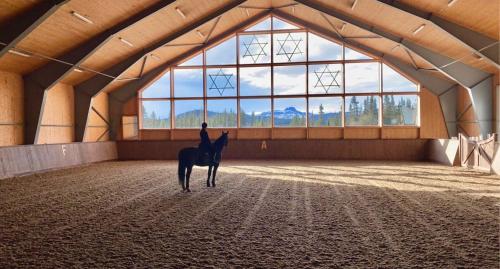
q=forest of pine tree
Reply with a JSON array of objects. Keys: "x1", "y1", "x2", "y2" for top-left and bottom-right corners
[
  {"x1": 141, "y1": 104, "x2": 170, "y2": 128},
  {"x1": 346, "y1": 96, "x2": 379, "y2": 125},
  {"x1": 143, "y1": 96, "x2": 417, "y2": 129},
  {"x1": 382, "y1": 95, "x2": 417, "y2": 125}
]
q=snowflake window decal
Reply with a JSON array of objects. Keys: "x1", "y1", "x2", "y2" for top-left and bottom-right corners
[
  {"x1": 275, "y1": 33, "x2": 303, "y2": 62},
  {"x1": 241, "y1": 35, "x2": 268, "y2": 63},
  {"x1": 313, "y1": 65, "x2": 341, "y2": 94},
  {"x1": 208, "y1": 69, "x2": 234, "y2": 96}
]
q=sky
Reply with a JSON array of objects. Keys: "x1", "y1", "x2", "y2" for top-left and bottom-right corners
[{"x1": 141, "y1": 17, "x2": 418, "y2": 122}]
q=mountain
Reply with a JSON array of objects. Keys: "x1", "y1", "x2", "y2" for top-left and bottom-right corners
[{"x1": 260, "y1": 106, "x2": 305, "y2": 119}]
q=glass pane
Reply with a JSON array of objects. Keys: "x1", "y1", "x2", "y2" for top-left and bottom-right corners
[
  {"x1": 345, "y1": 47, "x2": 372, "y2": 60},
  {"x1": 273, "y1": 32, "x2": 306, "y2": 62},
  {"x1": 308, "y1": 64, "x2": 343, "y2": 94},
  {"x1": 345, "y1": 96, "x2": 379, "y2": 126},
  {"x1": 206, "y1": 68, "x2": 237, "y2": 97},
  {"x1": 274, "y1": 65, "x2": 306, "y2": 95},
  {"x1": 240, "y1": 66, "x2": 271, "y2": 96},
  {"x1": 141, "y1": 100, "x2": 170, "y2": 129},
  {"x1": 274, "y1": 98, "x2": 306, "y2": 127},
  {"x1": 383, "y1": 95, "x2": 418, "y2": 125},
  {"x1": 240, "y1": 99, "x2": 272, "y2": 128},
  {"x1": 272, "y1": 17, "x2": 299, "y2": 30},
  {"x1": 206, "y1": 37, "x2": 236, "y2": 65},
  {"x1": 239, "y1": 34, "x2": 271, "y2": 64},
  {"x1": 174, "y1": 100, "x2": 204, "y2": 128},
  {"x1": 308, "y1": 33, "x2": 342, "y2": 61},
  {"x1": 345, "y1": 62, "x2": 380, "y2": 93},
  {"x1": 174, "y1": 69, "x2": 203, "y2": 97},
  {"x1": 308, "y1": 97, "x2": 342, "y2": 127},
  {"x1": 207, "y1": 99, "x2": 237, "y2": 128},
  {"x1": 383, "y1": 64, "x2": 418, "y2": 92},
  {"x1": 141, "y1": 72, "x2": 170, "y2": 98},
  {"x1": 245, "y1": 18, "x2": 271, "y2": 31},
  {"x1": 179, "y1": 53, "x2": 202, "y2": 66}
]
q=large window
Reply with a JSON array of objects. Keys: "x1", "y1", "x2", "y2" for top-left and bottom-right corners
[{"x1": 138, "y1": 15, "x2": 419, "y2": 130}]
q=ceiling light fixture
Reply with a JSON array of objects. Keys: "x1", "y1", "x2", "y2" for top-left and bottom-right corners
[
  {"x1": 196, "y1": 30, "x2": 205, "y2": 39},
  {"x1": 292, "y1": 6, "x2": 296, "y2": 14},
  {"x1": 150, "y1": 54, "x2": 161, "y2": 61},
  {"x1": 71, "y1": 11, "x2": 94, "y2": 24},
  {"x1": 119, "y1": 37, "x2": 134, "y2": 47},
  {"x1": 8, "y1": 49, "x2": 31, "y2": 57},
  {"x1": 448, "y1": 0, "x2": 459, "y2": 7},
  {"x1": 175, "y1": 7, "x2": 186, "y2": 19},
  {"x1": 74, "y1": 67, "x2": 84, "y2": 73},
  {"x1": 339, "y1": 23, "x2": 346, "y2": 31},
  {"x1": 412, "y1": 24, "x2": 425, "y2": 35},
  {"x1": 473, "y1": 53, "x2": 483, "y2": 60},
  {"x1": 245, "y1": 8, "x2": 250, "y2": 17},
  {"x1": 351, "y1": 0, "x2": 358, "y2": 10}
]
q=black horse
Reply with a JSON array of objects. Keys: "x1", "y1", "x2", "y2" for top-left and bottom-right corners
[{"x1": 177, "y1": 132, "x2": 229, "y2": 192}]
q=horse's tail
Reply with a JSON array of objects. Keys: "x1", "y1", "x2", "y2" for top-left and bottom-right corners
[{"x1": 178, "y1": 151, "x2": 185, "y2": 186}]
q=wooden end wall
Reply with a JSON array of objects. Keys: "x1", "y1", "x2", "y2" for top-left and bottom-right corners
[{"x1": 0, "y1": 70, "x2": 23, "y2": 146}]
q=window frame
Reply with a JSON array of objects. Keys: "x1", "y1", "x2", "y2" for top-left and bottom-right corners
[{"x1": 137, "y1": 15, "x2": 420, "y2": 131}]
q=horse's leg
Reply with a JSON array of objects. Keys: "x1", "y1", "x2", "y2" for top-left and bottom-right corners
[
  {"x1": 186, "y1": 166, "x2": 192, "y2": 192},
  {"x1": 211, "y1": 164, "x2": 219, "y2": 187},
  {"x1": 207, "y1": 165, "x2": 213, "y2": 187}
]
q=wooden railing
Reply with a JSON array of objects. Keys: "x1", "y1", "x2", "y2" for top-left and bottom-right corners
[{"x1": 459, "y1": 133, "x2": 496, "y2": 172}]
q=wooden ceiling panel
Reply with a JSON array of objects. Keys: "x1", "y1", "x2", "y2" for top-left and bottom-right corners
[
  {"x1": 0, "y1": 0, "x2": 38, "y2": 25},
  {"x1": 79, "y1": 0, "x2": 229, "y2": 75},
  {"x1": 59, "y1": 70, "x2": 94, "y2": 85},
  {"x1": 398, "y1": 0, "x2": 499, "y2": 40},
  {"x1": 15, "y1": 0, "x2": 161, "y2": 63},
  {"x1": 300, "y1": 0, "x2": 495, "y2": 73},
  {"x1": 0, "y1": 52, "x2": 48, "y2": 74}
]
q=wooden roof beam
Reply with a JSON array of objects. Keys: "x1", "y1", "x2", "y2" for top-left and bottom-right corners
[
  {"x1": 378, "y1": 0, "x2": 499, "y2": 69},
  {"x1": 23, "y1": 0, "x2": 177, "y2": 144},
  {"x1": 75, "y1": 0, "x2": 247, "y2": 142},
  {"x1": 295, "y1": 0, "x2": 493, "y2": 137},
  {"x1": 0, "y1": 0, "x2": 69, "y2": 59}
]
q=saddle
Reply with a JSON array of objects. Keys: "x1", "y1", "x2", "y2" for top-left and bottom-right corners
[{"x1": 198, "y1": 151, "x2": 215, "y2": 164}]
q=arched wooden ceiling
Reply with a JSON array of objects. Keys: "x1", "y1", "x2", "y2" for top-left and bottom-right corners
[
  {"x1": 0, "y1": 0, "x2": 498, "y2": 142},
  {"x1": 0, "y1": 0, "x2": 497, "y2": 86}
]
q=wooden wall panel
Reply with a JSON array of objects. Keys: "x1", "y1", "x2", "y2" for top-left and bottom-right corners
[
  {"x1": 344, "y1": 127, "x2": 380, "y2": 139},
  {"x1": 0, "y1": 70, "x2": 23, "y2": 146},
  {"x1": 122, "y1": 115, "x2": 138, "y2": 140},
  {"x1": 382, "y1": 127, "x2": 419, "y2": 139},
  {"x1": 117, "y1": 139, "x2": 429, "y2": 161},
  {"x1": 237, "y1": 128, "x2": 272, "y2": 140},
  {"x1": 123, "y1": 96, "x2": 138, "y2": 115},
  {"x1": 308, "y1": 128, "x2": 343, "y2": 139},
  {"x1": 420, "y1": 88, "x2": 448, "y2": 139},
  {"x1": 38, "y1": 83, "x2": 74, "y2": 144},
  {"x1": 140, "y1": 129, "x2": 170, "y2": 140},
  {"x1": 84, "y1": 92, "x2": 109, "y2": 142},
  {"x1": 272, "y1": 128, "x2": 307, "y2": 139}
]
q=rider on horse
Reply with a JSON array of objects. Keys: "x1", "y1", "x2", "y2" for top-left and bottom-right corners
[{"x1": 198, "y1": 122, "x2": 214, "y2": 162}]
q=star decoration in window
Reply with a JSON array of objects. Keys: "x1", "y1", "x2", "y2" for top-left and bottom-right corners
[
  {"x1": 241, "y1": 35, "x2": 268, "y2": 63},
  {"x1": 313, "y1": 65, "x2": 341, "y2": 94},
  {"x1": 208, "y1": 69, "x2": 235, "y2": 96},
  {"x1": 276, "y1": 33, "x2": 303, "y2": 62}
]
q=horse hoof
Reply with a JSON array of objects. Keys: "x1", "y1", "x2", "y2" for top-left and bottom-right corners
[{"x1": 186, "y1": 189, "x2": 191, "y2": 192}]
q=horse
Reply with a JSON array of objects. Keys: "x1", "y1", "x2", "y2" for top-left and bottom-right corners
[{"x1": 177, "y1": 131, "x2": 229, "y2": 192}]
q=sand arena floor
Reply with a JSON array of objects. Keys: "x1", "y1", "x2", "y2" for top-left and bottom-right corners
[{"x1": 0, "y1": 160, "x2": 499, "y2": 268}]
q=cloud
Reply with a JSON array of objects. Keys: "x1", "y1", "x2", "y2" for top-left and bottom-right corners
[{"x1": 240, "y1": 67, "x2": 271, "y2": 90}]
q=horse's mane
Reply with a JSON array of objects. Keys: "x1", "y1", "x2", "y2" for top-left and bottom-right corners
[{"x1": 213, "y1": 133, "x2": 228, "y2": 149}]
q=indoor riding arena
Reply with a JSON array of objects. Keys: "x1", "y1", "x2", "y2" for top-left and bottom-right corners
[{"x1": 0, "y1": 0, "x2": 499, "y2": 268}]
